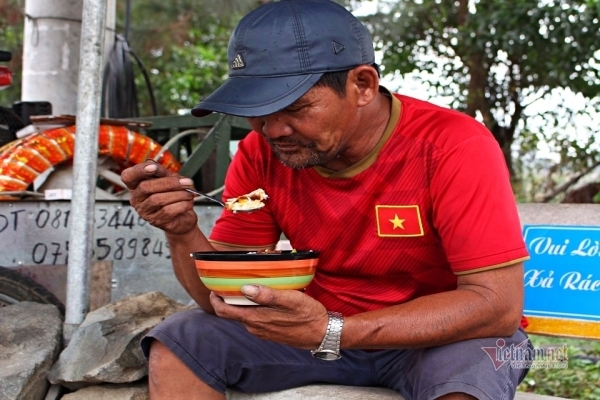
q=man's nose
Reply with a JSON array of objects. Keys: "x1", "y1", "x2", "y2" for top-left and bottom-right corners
[{"x1": 252, "y1": 112, "x2": 293, "y2": 140}]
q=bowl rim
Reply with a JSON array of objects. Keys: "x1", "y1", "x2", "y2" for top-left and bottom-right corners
[{"x1": 191, "y1": 250, "x2": 319, "y2": 261}]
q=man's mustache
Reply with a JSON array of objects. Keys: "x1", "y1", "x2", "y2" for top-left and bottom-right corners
[{"x1": 267, "y1": 138, "x2": 313, "y2": 148}]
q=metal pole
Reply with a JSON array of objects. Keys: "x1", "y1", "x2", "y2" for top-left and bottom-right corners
[{"x1": 63, "y1": 0, "x2": 108, "y2": 342}]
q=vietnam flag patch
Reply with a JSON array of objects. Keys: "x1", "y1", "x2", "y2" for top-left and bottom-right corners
[{"x1": 376, "y1": 205, "x2": 424, "y2": 237}]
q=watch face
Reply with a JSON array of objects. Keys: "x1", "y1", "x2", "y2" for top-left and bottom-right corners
[{"x1": 313, "y1": 350, "x2": 341, "y2": 361}]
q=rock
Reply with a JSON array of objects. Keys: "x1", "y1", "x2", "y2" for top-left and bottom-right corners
[
  {"x1": 48, "y1": 291, "x2": 190, "y2": 390},
  {"x1": 61, "y1": 381, "x2": 148, "y2": 400},
  {"x1": 0, "y1": 302, "x2": 62, "y2": 400},
  {"x1": 44, "y1": 384, "x2": 63, "y2": 400}
]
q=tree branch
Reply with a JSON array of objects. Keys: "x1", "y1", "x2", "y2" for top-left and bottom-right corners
[
  {"x1": 522, "y1": 87, "x2": 551, "y2": 108},
  {"x1": 540, "y1": 160, "x2": 600, "y2": 203}
]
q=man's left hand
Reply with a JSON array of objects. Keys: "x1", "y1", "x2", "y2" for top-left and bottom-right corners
[{"x1": 210, "y1": 285, "x2": 328, "y2": 349}]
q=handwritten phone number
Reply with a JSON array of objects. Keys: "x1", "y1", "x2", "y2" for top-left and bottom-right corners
[
  {"x1": 30, "y1": 237, "x2": 171, "y2": 265},
  {"x1": 0, "y1": 207, "x2": 147, "y2": 234}
]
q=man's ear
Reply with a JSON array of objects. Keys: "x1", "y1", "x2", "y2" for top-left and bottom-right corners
[{"x1": 348, "y1": 65, "x2": 380, "y2": 107}]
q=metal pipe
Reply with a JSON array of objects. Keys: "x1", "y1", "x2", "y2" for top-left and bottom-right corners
[
  {"x1": 22, "y1": 0, "x2": 115, "y2": 115},
  {"x1": 63, "y1": 0, "x2": 108, "y2": 343}
]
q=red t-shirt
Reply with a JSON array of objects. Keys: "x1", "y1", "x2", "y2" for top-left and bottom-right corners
[{"x1": 210, "y1": 93, "x2": 529, "y2": 319}]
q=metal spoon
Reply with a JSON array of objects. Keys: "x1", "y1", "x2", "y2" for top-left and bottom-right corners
[{"x1": 184, "y1": 187, "x2": 225, "y2": 207}]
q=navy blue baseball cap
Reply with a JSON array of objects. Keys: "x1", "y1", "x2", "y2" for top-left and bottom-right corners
[{"x1": 191, "y1": 0, "x2": 375, "y2": 118}]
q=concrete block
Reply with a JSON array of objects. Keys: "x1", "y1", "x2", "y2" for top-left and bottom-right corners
[{"x1": 226, "y1": 385, "x2": 570, "y2": 400}]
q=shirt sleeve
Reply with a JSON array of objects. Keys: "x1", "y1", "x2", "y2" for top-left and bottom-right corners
[
  {"x1": 430, "y1": 126, "x2": 529, "y2": 274},
  {"x1": 208, "y1": 132, "x2": 282, "y2": 247}
]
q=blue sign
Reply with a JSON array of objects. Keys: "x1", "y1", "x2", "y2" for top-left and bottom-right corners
[{"x1": 523, "y1": 225, "x2": 600, "y2": 322}]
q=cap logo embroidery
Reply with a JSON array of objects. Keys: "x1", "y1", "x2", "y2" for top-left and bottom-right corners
[
  {"x1": 332, "y1": 41, "x2": 346, "y2": 55},
  {"x1": 231, "y1": 54, "x2": 245, "y2": 69}
]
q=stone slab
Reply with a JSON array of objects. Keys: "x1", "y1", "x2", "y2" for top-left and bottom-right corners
[{"x1": 226, "y1": 385, "x2": 570, "y2": 399}]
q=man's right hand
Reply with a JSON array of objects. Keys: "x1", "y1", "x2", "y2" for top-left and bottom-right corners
[{"x1": 121, "y1": 160, "x2": 199, "y2": 235}]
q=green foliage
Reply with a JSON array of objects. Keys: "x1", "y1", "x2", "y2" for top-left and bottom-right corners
[
  {"x1": 365, "y1": 0, "x2": 600, "y2": 110},
  {"x1": 518, "y1": 335, "x2": 600, "y2": 399},
  {"x1": 0, "y1": 0, "x2": 23, "y2": 107},
  {"x1": 115, "y1": 0, "x2": 260, "y2": 116},
  {"x1": 362, "y1": 0, "x2": 600, "y2": 200},
  {"x1": 0, "y1": 0, "x2": 260, "y2": 115},
  {"x1": 129, "y1": 24, "x2": 232, "y2": 116}
]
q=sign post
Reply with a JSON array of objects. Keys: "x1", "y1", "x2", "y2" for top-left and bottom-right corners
[{"x1": 63, "y1": 0, "x2": 108, "y2": 343}]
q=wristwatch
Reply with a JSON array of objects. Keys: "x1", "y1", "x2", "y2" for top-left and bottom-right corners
[{"x1": 311, "y1": 311, "x2": 344, "y2": 360}]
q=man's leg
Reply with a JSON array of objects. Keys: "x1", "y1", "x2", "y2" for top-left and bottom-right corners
[
  {"x1": 374, "y1": 328, "x2": 533, "y2": 400},
  {"x1": 141, "y1": 308, "x2": 381, "y2": 395},
  {"x1": 146, "y1": 332, "x2": 479, "y2": 400},
  {"x1": 148, "y1": 339, "x2": 225, "y2": 400}
]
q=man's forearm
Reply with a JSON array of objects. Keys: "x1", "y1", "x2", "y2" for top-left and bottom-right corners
[
  {"x1": 165, "y1": 227, "x2": 216, "y2": 312},
  {"x1": 342, "y1": 288, "x2": 521, "y2": 349},
  {"x1": 341, "y1": 264, "x2": 524, "y2": 349}
]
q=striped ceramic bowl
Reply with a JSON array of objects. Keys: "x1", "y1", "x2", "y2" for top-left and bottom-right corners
[{"x1": 191, "y1": 250, "x2": 320, "y2": 305}]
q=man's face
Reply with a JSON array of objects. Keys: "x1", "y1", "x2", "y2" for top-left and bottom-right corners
[{"x1": 246, "y1": 84, "x2": 357, "y2": 170}]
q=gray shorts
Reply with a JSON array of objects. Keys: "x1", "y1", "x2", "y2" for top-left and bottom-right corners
[{"x1": 141, "y1": 309, "x2": 531, "y2": 400}]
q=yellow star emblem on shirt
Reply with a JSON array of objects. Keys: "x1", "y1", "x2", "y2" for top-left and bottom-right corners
[
  {"x1": 389, "y1": 214, "x2": 406, "y2": 229},
  {"x1": 376, "y1": 205, "x2": 424, "y2": 237}
]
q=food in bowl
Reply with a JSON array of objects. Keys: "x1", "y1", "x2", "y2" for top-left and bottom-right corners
[
  {"x1": 224, "y1": 188, "x2": 268, "y2": 212},
  {"x1": 191, "y1": 250, "x2": 319, "y2": 305}
]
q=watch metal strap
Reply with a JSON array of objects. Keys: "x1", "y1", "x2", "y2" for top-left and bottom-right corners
[{"x1": 311, "y1": 311, "x2": 344, "y2": 360}]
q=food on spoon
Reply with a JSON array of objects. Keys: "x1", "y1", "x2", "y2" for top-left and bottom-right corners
[{"x1": 225, "y1": 188, "x2": 268, "y2": 212}]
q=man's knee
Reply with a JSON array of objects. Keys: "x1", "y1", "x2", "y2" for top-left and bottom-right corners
[
  {"x1": 147, "y1": 339, "x2": 225, "y2": 400},
  {"x1": 148, "y1": 339, "x2": 178, "y2": 383}
]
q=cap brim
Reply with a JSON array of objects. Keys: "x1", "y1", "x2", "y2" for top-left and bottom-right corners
[{"x1": 191, "y1": 73, "x2": 324, "y2": 118}]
